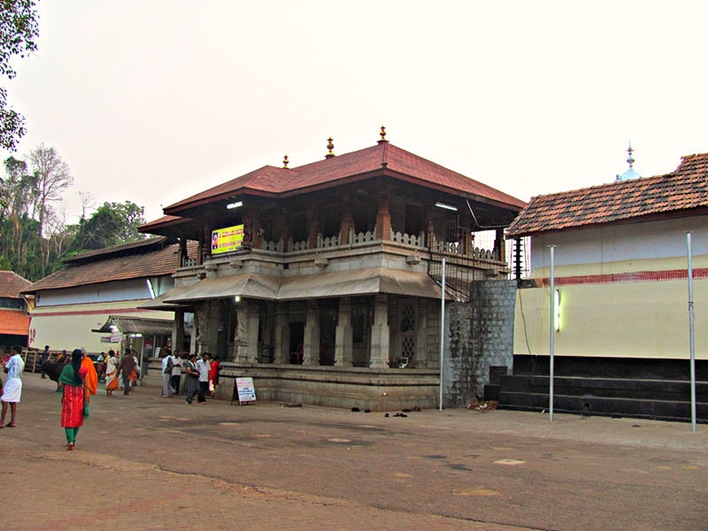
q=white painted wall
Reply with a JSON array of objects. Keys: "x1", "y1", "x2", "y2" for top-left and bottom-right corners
[{"x1": 529, "y1": 217, "x2": 708, "y2": 274}]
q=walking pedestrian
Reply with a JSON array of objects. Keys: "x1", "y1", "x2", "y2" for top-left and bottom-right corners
[
  {"x1": 161, "y1": 348, "x2": 173, "y2": 398},
  {"x1": 104, "y1": 350, "x2": 119, "y2": 396},
  {"x1": 170, "y1": 351, "x2": 183, "y2": 395},
  {"x1": 196, "y1": 352, "x2": 211, "y2": 404},
  {"x1": 183, "y1": 353, "x2": 199, "y2": 405},
  {"x1": 40, "y1": 345, "x2": 50, "y2": 378},
  {"x1": 117, "y1": 350, "x2": 137, "y2": 395},
  {"x1": 209, "y1": 355, "x2": 221, "y2": 397},
  {"x1": 58, "y1": 349, "x2": 90, "y2": 450},
  {"x1": 0, "y1": 345, "x2": 25, "y2": 428},
  {"x1": 96, "y1": 352, "x2": 106, "y2": 382}
]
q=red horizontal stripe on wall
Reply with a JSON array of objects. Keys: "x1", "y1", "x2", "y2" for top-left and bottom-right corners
[{"x1": 538, "y1": 268, "x2": 708, "y2": 286}]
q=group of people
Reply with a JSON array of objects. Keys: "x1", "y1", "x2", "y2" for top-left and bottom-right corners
[
  {"x1": 102, "y1": 349, "x2": 142, "y2": 396},
  {"x1": 161, "y1": 350, "x2": 221, "y2": 405},
  {"x1": 1, "y1": 345, "x2": 98, "y2": 450},
  {"x1": 1, "y1": 344, "x2": 223, "y2": 451}
]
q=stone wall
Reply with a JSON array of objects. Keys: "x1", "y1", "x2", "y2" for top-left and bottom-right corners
[{"x1": 443, "y1": 280, "x2": 516, "y2": 407}]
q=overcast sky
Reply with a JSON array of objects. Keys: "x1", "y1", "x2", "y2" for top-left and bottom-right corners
[{"x1": 4, "y1": 1, "x2": 708, "y2": 226}]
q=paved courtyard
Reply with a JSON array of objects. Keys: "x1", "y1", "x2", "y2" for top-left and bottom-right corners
[{"x1": 1, "y1": 373, "x2": 707, "y2": 530}]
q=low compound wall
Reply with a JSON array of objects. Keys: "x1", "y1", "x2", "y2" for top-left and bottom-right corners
[{"x1": 146, "y1": 359, "x2": 440, "y2": 412}]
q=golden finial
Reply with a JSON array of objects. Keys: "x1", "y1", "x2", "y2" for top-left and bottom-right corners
[
  {"x1": 378, "y1": 125, "x2": 388, "y2": 143},
  {"x1": 283, "y1": 154, "x2": 289, "y2": 169},
  {"x1": 325, "y1": 137, "x2": 335, "y2": 159}
]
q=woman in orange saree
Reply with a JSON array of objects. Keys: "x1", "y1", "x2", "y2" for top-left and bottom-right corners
[{"x1": 104, "y1": 350, "x2": 119, "y2": 396}]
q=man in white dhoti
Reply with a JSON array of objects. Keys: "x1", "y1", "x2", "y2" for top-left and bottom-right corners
[{"x1": 1, "y1": 345, "x2": 25, "y2": 428}]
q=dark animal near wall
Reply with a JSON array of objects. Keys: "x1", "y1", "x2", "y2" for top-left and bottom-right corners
[{"x1": 42, "y1": 361, "x2": 66, "y2": 383}]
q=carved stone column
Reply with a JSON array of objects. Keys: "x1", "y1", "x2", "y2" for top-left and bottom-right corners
[
  {"x1": 173, "y1": 309, "x2": 185, "y2": 354},
  {"x1": 302, "y1": 300, "x2": 320, "y2": 366},
  {"x1": 273, "y1": 305, "x2": 288, "y2": 364},
  {"x1": 245, "y1": 303, "x2": 260, "y2": 363},
  {"x1": 234, "y1": 300, "x2": 249, "y2": 362},
  {"x1": 369, "y1": 294, "x2": 390, "y2": 368},
  {"x1": 335, "y1": 297, "x2": 353, "y2": 367}
]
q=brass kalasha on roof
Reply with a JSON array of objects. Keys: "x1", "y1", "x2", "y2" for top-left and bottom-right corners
[
  {"x1": 378, "y1": 125, "x2": 388, "y2": 143},
  {"x1": 283, "y1": 154, "x2": 289, "y2": 169},
  {"x1": 325, "y1": 137, "x2": 335, "y2": 159}
]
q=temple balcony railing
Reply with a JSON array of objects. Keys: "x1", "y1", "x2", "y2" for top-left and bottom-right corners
[{"x1": 177, "y1": 227, "x2": 508, "y2": 281}]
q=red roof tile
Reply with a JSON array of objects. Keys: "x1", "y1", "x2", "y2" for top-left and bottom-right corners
[
  {"x1": 506, "y1": 152, "x2": 708, "y2": 237},
  {"x1": 0, "y1": 271, "x2": 32, "y2": 298},
  {"x1": 0, "y1": 309, "x2": 29, "y2": 335},
  {"x1": 23, "y1": 240, "x2": 198, "y2": 293},
  {"x1": 164, "y1": 142, "x2": 526, "y2": 214}
]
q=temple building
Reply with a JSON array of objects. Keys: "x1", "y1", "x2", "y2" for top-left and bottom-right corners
[{"x1": 140, "y1": 128, "x2": 525, "y2": 409}]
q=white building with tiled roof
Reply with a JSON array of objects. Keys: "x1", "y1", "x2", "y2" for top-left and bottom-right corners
[
  {"x1": 21, "y1": 237, "x2": 197, "y2": 362},
  {"x1": 503, "y1": 152, "x2": 708, "y2": 421}
]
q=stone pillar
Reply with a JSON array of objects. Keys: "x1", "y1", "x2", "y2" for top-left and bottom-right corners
[
  {"x1": 245, "y1": 303, "x2": 260, "y2": 363},
  {"x1": 173, "y1": 309, "x2": 185, "y2": 353},
  {"x1": 194, "y1": 303, "x2": 209, "y2": 355},
  {"x1": 415, "y1": 300, "x2": 428, "y2": 368},
  {"x1": 335, "y1": 297, "x2": 353, "y2": 367},
  {"x1": 369, "y1": 294, "x2": 390, "y2": 368},
  {"x1": 302, "y1": 300, "x2": 320, "y2": 366},
  {"x1": 273, "y1": 305, "x2": 288, "y2": 364},
  {"x1": 234, "y1": 300, "x2": 249, "y2": 362}
]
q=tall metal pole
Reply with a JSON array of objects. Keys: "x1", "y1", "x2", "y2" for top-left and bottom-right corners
[
  {"x1": 549, "y1": 245, "x2": 556, "y2": 422},
  {"x1": 439, "y1": 258, "x2": 446, "y2": 412},
  {"x1": 686, "y1": 232, "x2": 696, "y2": 432}
]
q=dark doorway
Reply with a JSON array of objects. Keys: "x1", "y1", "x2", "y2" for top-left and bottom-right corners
[{"x1": 289, "y1": 322, "x2": 304, "y2": 364}]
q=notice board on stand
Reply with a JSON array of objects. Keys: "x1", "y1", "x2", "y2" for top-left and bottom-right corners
[{"x1": 232, "y1": 377, "x2": 257, "y2": 405}]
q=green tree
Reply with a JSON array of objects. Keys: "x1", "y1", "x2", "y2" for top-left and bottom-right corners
[
  {"x1": 70, "y1": 201, "x2": 147, "y2": 252},
  {"x1": 0, "y1": 0, "x2": 40, "y2": 151}
]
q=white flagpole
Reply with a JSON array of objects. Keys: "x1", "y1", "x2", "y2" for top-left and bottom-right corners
[
  {"x1": 549, "y1": 245, "x2": 556, "y2": 422},
  {"x1": 686, "y1": 232, "x2": 696, "y2": 432},
  {"x1": 439, "y1": 258, "x2": 446, "y2": 412}
]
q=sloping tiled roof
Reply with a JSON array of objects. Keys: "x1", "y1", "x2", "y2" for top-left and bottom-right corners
[
  {"x1": 506, "y1": 152, "x2": 708, "y2": 237},
  {"x1": 0, "y1": 308, "x2": 30, "y2": 335},
  {"x1": 164, "y1": 141, "x2": 526, "y2": 214},
  {"x1": 0, "y1": 271, "x2": 31, "y2": 298},
  {"x1": 23, "y1": 240, "x2": 197, "y2": 293}
]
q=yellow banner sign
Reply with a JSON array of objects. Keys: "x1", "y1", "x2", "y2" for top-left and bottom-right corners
[{"x1": 211, "y1": 224, "x2": 244, "y2": 255}]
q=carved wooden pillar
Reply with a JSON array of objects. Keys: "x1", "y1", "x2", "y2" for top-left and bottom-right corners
[
  {"x1": 494, "y1": 228, "x2": 505, "y2": 262},
  {"x1": 178, "y1": 239, "x2": 187, "y2": 268},
  {"x1": 308, "y1": 211, "x2": 319, "y2": 250},
  {"x1": 375, "y1": 188, "x2": 391, "y2": 241},
  {"x1": 252, "y1": 208, "x2": 262, "y2": 249},
  {"x1": 340, "y1": 196, "x2": 354, "y2": 245},
  {"x1": 426, "y1": 216, "x2": 435, "y2": 250}
]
